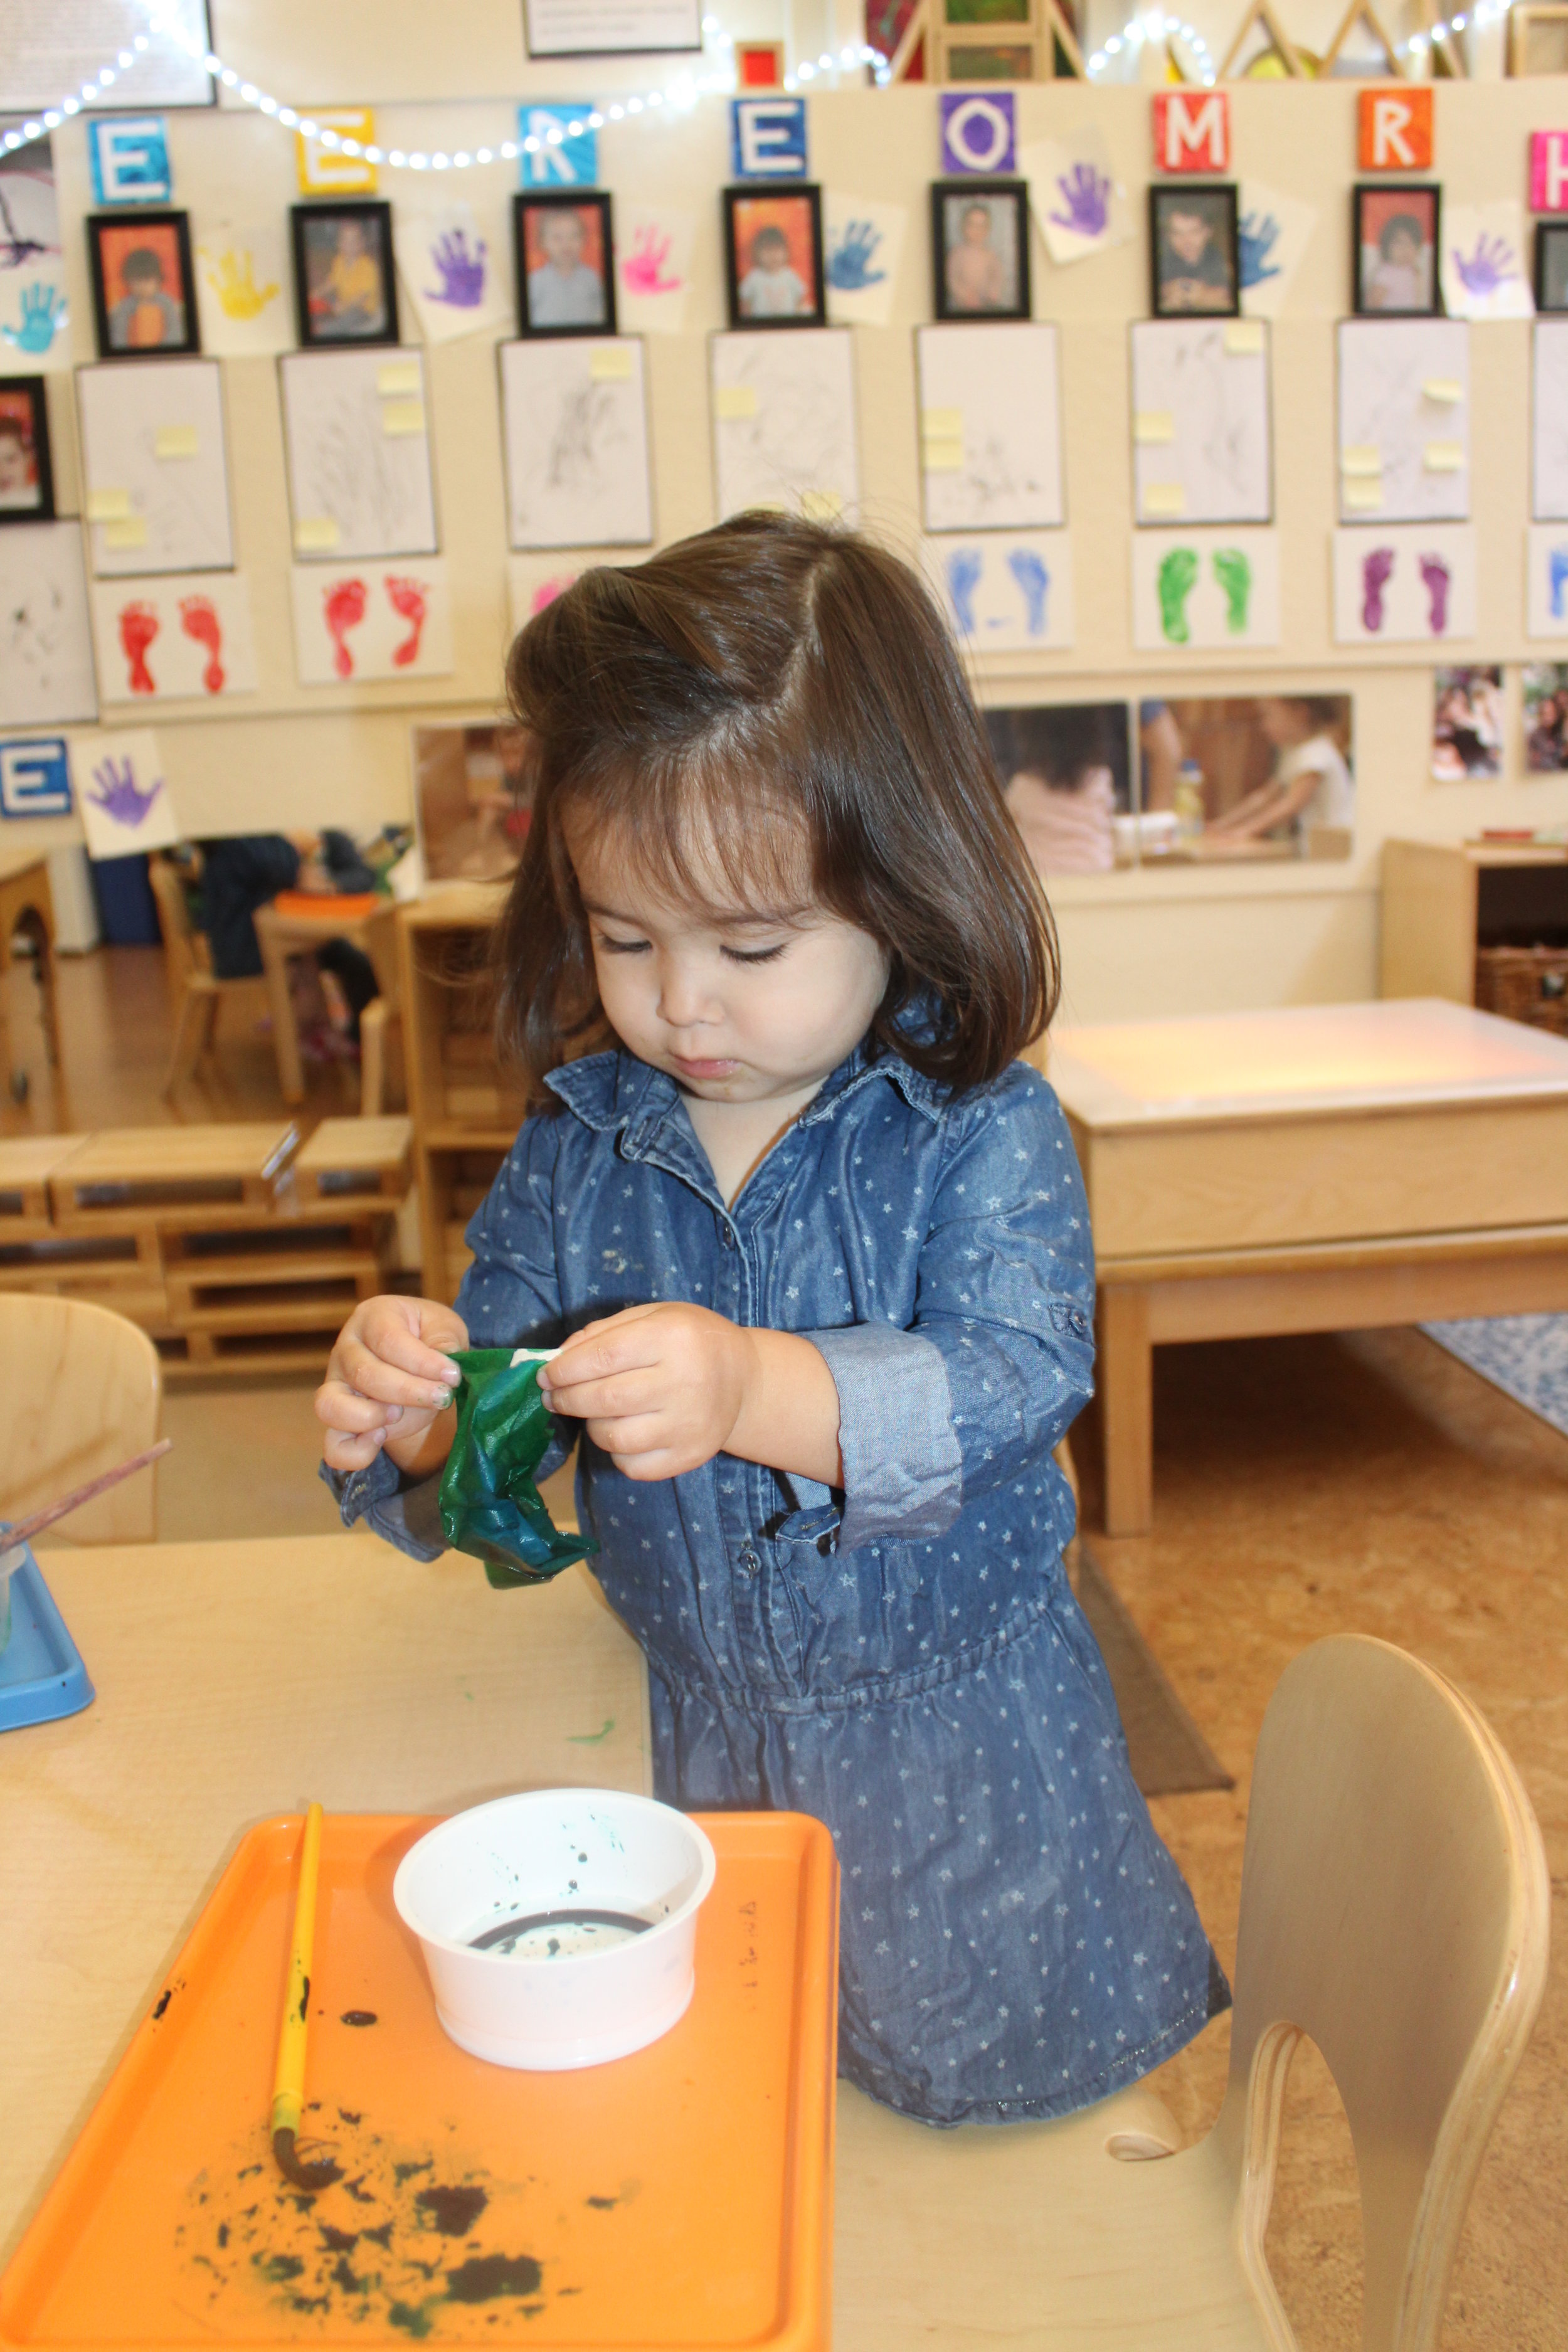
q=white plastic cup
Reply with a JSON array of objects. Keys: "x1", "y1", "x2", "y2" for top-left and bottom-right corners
[{"x1": 393, "y1": 1788, "x2": 716, "y2": 2070}]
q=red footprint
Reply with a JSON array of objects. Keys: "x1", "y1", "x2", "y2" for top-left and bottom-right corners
[
  {"x1": 178, "y1": 594, "x2": 225, "y2": 693},
  {"x1": 118, "y1": 601, "x2": 159, "y2": 696},
  {"x1": 324, "y1": 578, "x2": 368, "y2": 678},
  {"x1": 384, "y1": 575, "x2": 427, "y2": 668}
]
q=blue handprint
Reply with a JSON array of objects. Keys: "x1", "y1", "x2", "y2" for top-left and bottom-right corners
[
  {"x1": 1047, "y1": 164, "x2": 1110, "y2": 240},
  {"x1": 827, "y1": 220, "x2": 886, "y2": 292},
  {"x1": 1, "y1": 283, "x2": 66, "y2": 354},
  {"x1": 423, "y1": 229, "x2": 487, "y2": 309},
  {"x1": 946, "y1": 547, "x2": 983, "y2": 638},
  {"x1": 1007, "y1": 548, "x2": 1050, "y2": 638},
  {"x1": 1550, "y1": 545, "x2": 1568, "y2": 621},
  {"x1": 1238, "y1": 210, "x2": 1282, "y2": 290},
  {"x1": 1453, "y1": 231, "x2": 1518, "y2": 300},
  {"x1": 89, "y1": 755, "x2": 164, "y2": 830}
]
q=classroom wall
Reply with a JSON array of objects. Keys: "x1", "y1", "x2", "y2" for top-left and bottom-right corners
[{"x1": 17, "y1": 61, "x2": 1568, "y2": 1019}]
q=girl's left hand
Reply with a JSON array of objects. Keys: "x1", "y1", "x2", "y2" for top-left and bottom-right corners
[{"x1": 538, "y1": 1303, "x2": 752, "y2": 1480}]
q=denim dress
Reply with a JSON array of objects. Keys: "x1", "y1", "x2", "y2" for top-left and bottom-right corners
[{"x1": 333, "y1": 1042, "x2": 1226, "y2": 2124}]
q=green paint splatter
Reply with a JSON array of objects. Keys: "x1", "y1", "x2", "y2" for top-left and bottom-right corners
[{"x1": 566, "y1": 1717, "x2": 615, "y2": 1744}]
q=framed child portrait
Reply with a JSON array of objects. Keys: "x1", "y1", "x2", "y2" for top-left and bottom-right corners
[
  {"x1": 87, "y1": 210, "x2": 199, "y2": 359},
  {"x1": 0, "y1": 378, "x2": 55, "y2": 522},
  {"x1": 931, "y1": 181, "x2": 1030, "y2": 323},
  {"x1": 514, "y1": 191, "x2": 617, "y2": 336},
  {"x1": 1535, "y1": 221, "x2": 1568, "y2": 315},
  {"x1": 1148, "y1": 185, "x2": 1239, "y2": 319},
  {"x1": 1353, "y1": 185, "x2": 1441, "y2": 317},
  {"x1": 723, "y1": 186, "x2": 825, "y2": 329},
  {"x1": 291, "y1": 200, "x2": 400, "y2": 348}
]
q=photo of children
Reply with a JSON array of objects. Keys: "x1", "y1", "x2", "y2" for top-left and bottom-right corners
[
  {"x1": 986, "y1": 702, "x2": 1132, "y2": 877},
  {"x1": 1150, "y1": 187, "x2": 1239, "y2": 318},
  {"x1": 295, "y1": 204, "x2": 396, "y2": 346},
  {"x1": 90, "y1": 215, "x2": 195, "y2": 357},
  {"x1": 934, "y1": 184, "x2": 1027, "y2": 320},
  {"x1": 1535, "y1": 224, "x2": 1568, "y2": 315},
  {"x1": 1355, "y1": 187, "x2": 1439, "y2": 316},
  {"x1": 1523, "y1": 663, "x2": 1568, "y2": 771},
  {"x1": 519, "y1": 196, "x2": 613, "y2": 333},
  {"x1": 0, "y1": 381, "x2": 50, "y2": 519},
  {"x1": 724, "y1": 190, "x2": 823, "y2": 328},
  {"x1": 1144, "y1": 697, "x2": 1355, "y2": 858},
  {"x1": 413, "y1": 721, "x2": 532, "y2": 882},
  {"x1": 1432, "y1": 666, "x2": 1503, "y2": 780}
]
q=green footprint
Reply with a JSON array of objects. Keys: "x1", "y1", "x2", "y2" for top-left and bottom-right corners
[
  {"x1": 1213, "y1": 547, "x2": 1252, "y2": 635},
  {"x1": 1157, "y1": 546, "x2": 1199, "y2": 644}
]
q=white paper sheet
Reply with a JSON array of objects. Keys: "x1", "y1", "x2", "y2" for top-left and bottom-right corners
[
  {"x1": 90, "y1": 571, "x2": 257, "y2": 702},
  {"x1": 73, "y1": 727, "x2": 180, "y2": 859},
  {"x1": 916, "y1": 322, "x2": 1063, "y2": 534},
  {"x1": 824, "y1": 194, "x2": 908, "y2": 330},
  {"x1": 500, "y1": 337, "x2": 654, "y2": 550},
  {"x1": 921, "y1": 530, "x2": 1074, "y2": 652},
  {"x1": 280, "y1": 348, "x2": 440, "y2": 563},
  {"x1": 1020, "y1": 129, "x2": 1130, "y2": 268},
  {"x1": 1532, "y1": 320, "x2": 1568, "y2": 522},
  {"x1": 76, "y1": 359, "x2": 234, "y2": 578},
  {"x1": 1440, "y1": 202, "x2": 1534, "y2": 323},
  {"x1": 0, "y1": 143, "x2": 72, "y2": 373},
  {"x1": 710, "y1": 329, "x2": 860, "y2": 524},
  {"x1": 1130, "y1": 319, "x2": 1273, "y2": 526},
  {"x1": 507, "y1": 555, "x2": 587, "y2": 635},
  {"x1": 1130, "y1": 526, "x2": 1281, "y2": 650},
  {"x1": 616, "y1": 203, "x2": 697, "y2": 337},
  {"x1": 1336, "y1": 318, "x2": 1471, "y2": 526},
  {"x1": 193, "y1": 220, "x2": 293, "y2": 359},
  {"x1": 1331, "y1": 522, "x2": 1476, "y2": 643},
  {"x1": 0, "y1": 522, "x2": 97, "y2": 726},
  {"x1": 394, "y1": 199, "x2": 512, "y2": 347},
  {"x1": 290, "y1": 557, "x2": 453, "y2": 684},
  {"x1": 1237, "y1": 179, "x2": 1317, "y2": 322}
]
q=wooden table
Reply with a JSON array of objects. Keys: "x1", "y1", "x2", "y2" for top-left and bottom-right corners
[
  {"x1": 0, "y1": 849, "x2": 61, "y2": 1120},
  {"x1": 1052, "y1": 999, "x2": 1568, "y2": 1535},
  {"x1": 254, "y1": 897, "x2": 399, "y2": 1106}
]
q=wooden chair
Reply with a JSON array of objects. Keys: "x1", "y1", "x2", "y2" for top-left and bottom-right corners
[
  {"x1": 0, "y1": 1296, "x2": 162, "y2": 1542},
  {"x1": 834, "y1": 1633, "x2": 1549, "y2": 2351},
  {"x1": 148, "y1": 854, "x2": 252, "y2": 1099}
]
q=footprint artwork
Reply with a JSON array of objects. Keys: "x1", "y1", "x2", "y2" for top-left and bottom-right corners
[
  {"x1": 117, "y1": 601, "x2": 159, "y2": 695},
  {"x1": 1552, "y1": 545, "x2": 1568, "y2": 622},
  {"x1": 1006, "y1": 548, "x2": 1051, "y2": 638},
  {"x1": 1360, "y1": 546, "x2": 1395, "y2": 634},
  {"x1": 324, "y1": 578, "x2": 368, "y2": 679},
  {"x1": 384, "y1": 575, "x2": 428, "y2": 668},
  {"x1": 179, "y1": 594, "x2": 225, "y2": 692},
  {"x1": 1419, "y1": 553, "x2": 1451, "y2": 636},
  {"x1": 945, "y1": 547, "x2": 983, "y2": 638},
  {"x1": 1212, "y1": 548, "x2": 1251, "y2": 636},
  {"x1": 1157, "y1": 546, "x2": 1199, "y2": 645}
]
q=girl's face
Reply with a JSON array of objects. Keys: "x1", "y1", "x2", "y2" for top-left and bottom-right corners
[
  {"x1": 1258, "y1": 697, "x2": 1311, "y2": 748},
  {"x1": 568, "y1": 814, "x2": 889, "y2": 1106}
]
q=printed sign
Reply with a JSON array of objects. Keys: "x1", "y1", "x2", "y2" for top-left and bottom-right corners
[
  {"x1": 295, "y1": 110, "x2": 377, "y2": 197},
  {"x1": 519, "y1": 104, "x2": 598, "y2": 188},
  {"x1": 1531, "y1": 131, "x2": 1568, "y2": 215},
  {"x1": 729, "y1": 98, "x2": 808, "y2": 181},
  {"x1": 0, "y1": 734, "x2": 72, "y2": 818},
  {"x1": 87, "y1": 115, "x2": 172, "y2": 207},
  {"x1": 940, "y1": 93, "x2": 1015, "y2": 177},
  {"x1": 1357, "y1": 87, "x2": 1433, "y2": 172},
  {"x1": 1152, "y1": 91, "x2": 1229, "y2": 175}
]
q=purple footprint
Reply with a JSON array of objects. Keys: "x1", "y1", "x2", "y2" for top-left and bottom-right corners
[
  {"x1": 1361, "y1": 546, "x2": 1394, "y2": 633},
  {"x1": 1419, "y1": 554, "x2": 1451, "y2": 635}
]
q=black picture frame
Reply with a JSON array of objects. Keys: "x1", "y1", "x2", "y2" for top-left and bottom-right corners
[
  {"x1": 723, "y1": 184, "x2": 826, "y2": 330},
  {"x1": 0, "y1": 375, "x2": 55, "y2": 523},
  {"x1": 1535, "y1": 221, "x2": 1568, "y2": 315},
  {"x1": 86, "y1": 208, "x2": 200, "y2": 360},
  {"x1": 514, "y1": 189, "x2": 617, "y2": 337},
  {"x1": 290, "y1": 199, "x2": 400, "y2": 349},
  {"x1": 1148, "y1": 184, "x2": 1240, "y2": 320},
  {"x1": 930, "y1": 179, "x2": 1031, "y2": 324},
  {"x1": 1352, "y1": 183, "x2": 1442, "y2": 318}
]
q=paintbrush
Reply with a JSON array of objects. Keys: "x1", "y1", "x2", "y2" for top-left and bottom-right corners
[
  {"x1": 271, "y1": 1801, "x2": 343, "y2": 2192},
  {"x1": 0, "y1": 1438, "x2": 172, "y2": 1554}
]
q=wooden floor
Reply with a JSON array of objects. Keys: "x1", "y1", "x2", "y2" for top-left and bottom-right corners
[{"x1": 14, "y1": 945, "x2": 1568, "y2": 2346}]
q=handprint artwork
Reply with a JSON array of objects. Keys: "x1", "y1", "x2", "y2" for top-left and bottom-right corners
[
  {"x1": 291, "y1": 559, "x2": 453, "y2": 684},
  {"x1": 75, "y1": 729, "x2": 181, "y2": 858},
  {"x1": 1237, "y1": 210, "x2": 1282, "y2": 290},
  {"x1": 622, "y1": 226, "x2": 682, "y2": 297},
  {"x1": 89, "y1": 752, "x2": 162, "y2": 827},
  {"x1": 89, "y1": 573, "x2": 256, "y2": 701},
  {"x1": 1, "y1": 283, "x2": 66, "y2": 355},
  {"x1": 195, "y1": 223, "x2": 292, "y2": 354},
  {"x1": 1023, "y1": 129, "x2": 1126, "y2": 265},
  {"x1": 1439, "y1": 203, "x2": 1534, "y2": 320},
  {"x1": 822, "y1": 196, "x2": 906, "y2": 327},
  {"x1": 423, "y1": 229, "x2": 487, "y2": 309},
  {"x1": 827, "y1": 221, "x2": 887, "y2": 292},
  {"x1": 1047, "y1": 165, "x2": 1110, "y2": 243},
  {"x1": 208, "y1": 247, "x2": 280, "y2": 321},
  {"x1": 393, "y1": 205, "x2": 508, "y2": 346}
]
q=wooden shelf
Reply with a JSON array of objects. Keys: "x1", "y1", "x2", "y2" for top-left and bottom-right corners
[
  {"x1": 1381, "y1": 840, "x2": 1568, "y2": 1009},
  {"x1": 396, "y1": 898, "x2": 519, "y2": 1303}
]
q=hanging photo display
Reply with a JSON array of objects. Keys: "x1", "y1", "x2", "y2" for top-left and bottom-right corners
[
  {"x1": 0, "y1": 376, "x2": 54, "y2": 521},
  {"x1": 1148, "y1": 184, "x2": 1239, "y2": 319},
  {"x1": 514, "y1": 190, "x2": 617, "y2": 336},
  {"x1": 87, "y1": 208, "x2": 199, "y2": 358},
  {"x1": 931, "y1": 181, "x2": 1030, "y2": 323},
  {"x1": 723, "y1": 186, "x2": 825, "y2": 330},
  {"x1": 1352, "y1": 183, "x2": 1440, "y2": 317},
  {"x1": 290, "y1": 200, "x2": 400, "y2": 347}
]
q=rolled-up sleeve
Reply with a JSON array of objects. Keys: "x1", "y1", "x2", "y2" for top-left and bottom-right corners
[{"x1": 321, "y1": 1449, "x2": 448, "y2": 1560}]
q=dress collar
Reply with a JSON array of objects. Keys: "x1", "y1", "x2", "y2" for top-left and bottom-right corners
[{"x1": 543, "y1": 1034, "x2": 948, "y2": 1142}]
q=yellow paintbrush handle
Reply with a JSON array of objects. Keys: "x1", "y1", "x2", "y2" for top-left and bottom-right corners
[{"x1": 270, "y1": 1801, "x2": 324, "y2": 2141}]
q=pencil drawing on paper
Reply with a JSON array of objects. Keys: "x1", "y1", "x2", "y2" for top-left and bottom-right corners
[
  {"x1": 0, "y1": 521, "x2": 97, "y2": 725},
  {"x1": 916, "y1": 322, "x2": 1062, "y2": 533},
  {"x1": 1130, "y1": 320, "x2": 1272, "y2": 526},
  {"x1": 711, "y1": 330, "x2": 861, "y2": 522},
  {"x1": 501, "y1": 341, "x2": 653, "y2": 550},
  {"x1": 1337, "y1": 317, "x2": 1470, "y2": 526},
  {"x1": 1533, "y1": 320, "x2": 1568, "y2": 522},
  {"x1": 76, "y1": 360, "x2": 234, "y2": 576},
  {"x1": 282, "y1": 351, "x2": 438, "y2": 562}
]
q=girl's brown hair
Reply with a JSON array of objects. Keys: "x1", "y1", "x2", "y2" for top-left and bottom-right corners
[{"x1": 494, "y1": 511, "x2": 1058, "y2": 1101}]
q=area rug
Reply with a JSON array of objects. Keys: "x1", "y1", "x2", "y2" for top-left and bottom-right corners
[
  {"x1": 1073, "y1": 1540, "x2": 1233, "y2": 1798},
  {"x1": 1421, "y1": 1313, "x2": 1568, "y2": 1440}
]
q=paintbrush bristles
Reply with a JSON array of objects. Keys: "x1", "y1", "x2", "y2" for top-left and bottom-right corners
[{"x1": 0, "y1": 1437, "x2": 172, "y2": 1550}]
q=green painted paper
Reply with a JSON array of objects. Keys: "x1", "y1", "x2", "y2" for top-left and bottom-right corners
[{"x1": 438, "y1": 1350, "x2": 595, "y2": 1589}]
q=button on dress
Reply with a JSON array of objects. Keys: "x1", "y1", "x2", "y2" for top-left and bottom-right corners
[{"x1": 334, "y1": 1042, "x2": 1227, "y2": 2124}]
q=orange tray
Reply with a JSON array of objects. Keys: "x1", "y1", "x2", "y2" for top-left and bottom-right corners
[
  {"x1": 0, "y1": 1813, "x2": 838, "y2": 2352},
  {"x1": 270, "y1": 893, "x2": 383, "y2": 922}
]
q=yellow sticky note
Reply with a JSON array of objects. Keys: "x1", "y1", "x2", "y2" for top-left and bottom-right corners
[
  {"x1": 1143, "y1": 482, "x2": 1186, "y2": 517},
  {"x1": 1423, "y1": 377, "x2": 1463, "y2": 405},
  {"x1": 85, "y1": 487, "x2": 132, "y2": 522},
  {"x1": 154, "y1": 423, "x2": 199, "y2": 460},
  {"x1": 1343, "y1": 479, "x2": 1384, "y2": 511},
  {"x1": 715, "y1": 383, "x2": 758, "y2": 420},
  {"x1": 376, "y1": 358, "x2": 421, "y2": 396},
  {"x1": 103, "y1": 516, "x2": 149, "y2": 549},
  {"x1": 381, "y1": 399, "x2": 426, "y2": 437},
  {"x1": 801, "y1": 489, "x2": 843, "y2": 521},
  {"x1": 923, "y1": 440, "x2": 965, "y2": 473},
  {"x1": 1134, "y1": 411, "x2": 1175, "y2": 445},
  {"x1": 590, "y1": 343, "x2": 635, "y2": 381},
  {"x1": 1223, "y1": 318, "x2": 1265, "y2": 355},
  {"x1": 1339, "y1": 445, "x2": 1384, "y2": 477},
  {"x1": 294, "y1": 515, "x2": 342, "y2": 551},
  {"x1": 921, "y1": 406, "x2": 963, "y2": 440},
  {"x1": 1424, "y1": 440, "x2": 1465, "y2": 472}
]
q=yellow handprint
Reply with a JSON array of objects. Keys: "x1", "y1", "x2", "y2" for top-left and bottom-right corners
[{"x1": 207, "y1": 247, "x2": 279, "y2": 321}]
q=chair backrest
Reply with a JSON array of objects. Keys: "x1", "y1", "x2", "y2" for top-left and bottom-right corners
[
  {"x1": 148, "y1": 854, "x2": 211, "y2": 986},
  {"x1": 1216, "y1": 1635, "x2": 1549, "y2": 2352},
  {"x1": 0, "y1": 1296, "x2": 162, "y2": 1542}
]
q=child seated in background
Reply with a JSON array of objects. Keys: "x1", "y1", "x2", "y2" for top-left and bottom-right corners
[
  {"x1": 194, "y1": 832, "x2": 380, "y2": 1059},
  {"x1": 988, "y1": 704, "x2": 1123, "y2": 877},
  {"x1": 1205, "y1": 697, "x2": 1353, "y2": 847}
]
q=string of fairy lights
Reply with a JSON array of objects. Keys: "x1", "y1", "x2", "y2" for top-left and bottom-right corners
[{"x1": 0, "y1": 0, "x2": 1522, "y2": 169}]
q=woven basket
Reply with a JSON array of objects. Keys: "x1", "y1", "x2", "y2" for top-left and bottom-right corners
[{"x1": 1475, "y1": 944, "x2": 1568, "y2": 1036}]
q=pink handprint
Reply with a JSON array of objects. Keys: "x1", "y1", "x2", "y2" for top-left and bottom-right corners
[
  {"x1": 1419, "y1": 553, "x2": 1451, "y2": 635},
  {"x1": 529, "y1": 574, "x2": 576, "y2": 616},
  {"x1": 117, "y1": 601, "x2": 159, "y2": 696},
  {"x1": 1360, "y1": 546, "x2": 1394, "y2": 633},
  {"x1": 324, "y1": 578, "x2": 368, "y2": 678},
  {"x1": 384, "y1": 575, "x2": 427, "y2": 667},
  {"x1": 178, "y1": 594, "x2": 225, "y2": 693},
  {"x1": 621, "y1": 225, "x2": 681, "y2": 297}
]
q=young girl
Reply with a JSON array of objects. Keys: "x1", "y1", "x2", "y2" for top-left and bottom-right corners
[{"x1": 319, "y1": 514, "x2": 1225, "y2": 2126}]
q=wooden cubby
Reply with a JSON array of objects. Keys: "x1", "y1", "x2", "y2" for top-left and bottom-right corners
[{"x1": 1380, "y1": 840, "x2": 1568, "y2": 1006}]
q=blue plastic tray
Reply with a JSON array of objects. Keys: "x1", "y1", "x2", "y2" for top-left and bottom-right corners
[{"x1": 0, "y1": 1549, "x2": 94, "y2": 1733}]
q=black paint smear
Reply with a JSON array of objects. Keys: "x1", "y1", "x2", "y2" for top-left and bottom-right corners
[
  {"x1": 362, "y1": 2220, "x2": 393, "y2": 2249},
  {"x1": 216, "y1": 2223, "x2": 229, "y2": 2249},
  {"x1": 331, "y1": 2253, "x2": 364, "y2": 2295},
  {"x1": 394, "y1": 2159, "x2": 432, "y2": 2186},
  {"x1": 470, "y1": 1907, "x2": 649, "y2": 1953},
  {"x1": 319, "y1": 2225, "x2": 358, "y2": 2254},
  {"x1": 341, "y1": 2009, "x2": 378, "y2": 2026},
  {"x1": 254, "y1": 2253, "x2": 304, "y2": 2284},
  {"x1": 388, "y1": 2302, "x2": 435, "y2": 2339},
  {"x1": 418, "y1": 2185, "x2": 489, "y2": 2235},
  {"x1": 297, "y1": 1973, "x2": 310, "y2": 2023},
  {"x1": 341, "y1": 2175, "x2": 376, "y2": 2205},
  {"x1": 585, "y1": 2196, "x2": 617, "y2": 2210},
  {"x1": 289, "y1": 2292, "x2": 332, "y2": 2315},
  {"x1": 445, "y1": 2254, "x2": 543, "y2": 2304},
  {"x1": 237, "y1": 2165, "x2": 263, "y2": 2181},
  {"x1": 338, "y1": 2107, "x2": 363, "y2": 2126},
  {"x1": 152, "y1": 1988, "x2": 173, "y2": 2020}
]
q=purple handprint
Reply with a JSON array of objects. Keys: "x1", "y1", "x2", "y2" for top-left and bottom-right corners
[
  {"x1": 423, "y1": 228, "x2": 487, "y2": 309},
  {"x1": 1420, "y1": 553, "x2": 1451, "y2": 635},
  {"x1": 1048, "y1": 163, "x2": 1110, "y2": 240},
  {"x1": 89, "y1": 755, "x2": 164, "y2": 829},
  {"x1": 1451, "y1": 231, "x2": 1518, "y2": 301},
  {"x1": 1361, "y1": 546, "x2": 1395, "y2": 633}
]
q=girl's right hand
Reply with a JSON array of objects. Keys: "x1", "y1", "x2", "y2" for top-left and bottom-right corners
[{"x1": 315, "y1": 1295, "x2": 469, "y2": 1476}]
